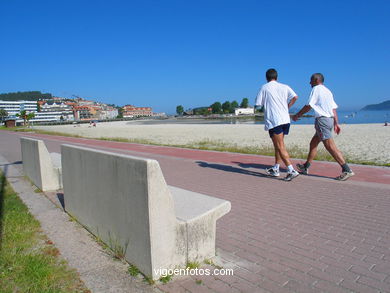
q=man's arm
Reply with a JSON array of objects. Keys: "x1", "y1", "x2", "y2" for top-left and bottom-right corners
[
  {"x1": 288, "y1": 96, "x2": 298, "y2": 109},
  {"x1": 333, "y1": 108, "x2": 341, "y2": 134},
  {"x1": 292, "y1": 105, "x2": 312, "y2": 121}
]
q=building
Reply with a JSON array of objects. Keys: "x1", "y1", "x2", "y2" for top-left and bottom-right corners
[
  {"x1": 123, "y1": 105, "x2": 152, "y2": 117},
  {"x1": 74, "y1": 106, "x2": 93, "y2": 120},
  {"x1": 235, "y1": 107, "x2": 254, "y2": 115},
  {"x1": 39, "y1": 101, "x2": 75, "y2": 121},
  {"x1": 0, "y1": 100, "x2": 37, "y2": 116},
  {"x1": 100, "y1": 106, "x2": 118, "y2": 120},
  {"x1": 30, "y1": 111, "x2": 74, "y2": 123}
]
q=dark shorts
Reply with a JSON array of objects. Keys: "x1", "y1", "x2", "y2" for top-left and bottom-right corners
[{"x1": 269, "y1": 123, "x2": 290, "y2": 138}]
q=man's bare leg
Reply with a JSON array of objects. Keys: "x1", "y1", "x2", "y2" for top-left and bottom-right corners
[
  {"x1": 322, "y1": 138, "x2": 346, "y2": 166},
  {"x1": 271, "y1": 133, "x2": 292, "y2": 167},
  {"x1": 307, "y1": 135, "x2": 321, "y2": 164}
]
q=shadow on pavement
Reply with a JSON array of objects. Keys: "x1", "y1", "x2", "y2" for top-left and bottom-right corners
[
  {"x1": 0, "y1": 161, "x2": 22, "y2": 167},
  {"x1": 232, "y1": 161, "x2": 286, "y2": 172},
  {"x1": 196, "y1": 161, "x2": 280, "y2": 179},
  {"x1": 57, "y1": 193, "x2": 65, "y2": 209},
  {"x1": 232, "y1": 161, "x2": 335, "y2": 180}
]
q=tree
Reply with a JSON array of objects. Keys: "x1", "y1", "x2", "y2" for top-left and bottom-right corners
[
  {"x1": 240, "y1": 98, "x2": 249, "y2": 108},
  {"x1": 117, "y1": 107, "x2": 123, "y2": 119},
  {"x1": 210, "y1": 102, "x2": 222, "y2": 114},
  {"x1": 16, "y1": 110, "x2": 28, "y2": 126},
  {"x1": 222, "y1": 101, "x2": 231, "y2": 113},
  {"x1": 176, "y1": 105, "x2": 184, "y2": 115},
  {"x1": 16, "y1": 110, "x2": 35, "y2": 126},
  {"x1": 0, "y1": 109, "x2": 8, "y2": 121},
  {"x1": 230, "y1": 100, "x2": 239, "y2": 113},
  {"x1": 26, "y1": 112, "x2": 35, "y2": 126}
]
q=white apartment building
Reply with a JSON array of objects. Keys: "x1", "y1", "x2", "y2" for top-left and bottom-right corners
[
  {"x1": 235, "y1": 107, "x2": 255, "y2": 115},
  {"x1": 0, "y1": 100, "x2": 74, "y2": 123},
  {"x1": 0, "y1": 100, "x2": 37, "y2": 116}
]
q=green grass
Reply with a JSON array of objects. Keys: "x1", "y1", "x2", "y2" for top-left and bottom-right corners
[
  {"x1": 128, "y1": 264, "x2": 140, "y2": 277},
  {"x1": 0, "y1": 172, "x2": 89, "y2": 293},
  {"x1": 186, "y1": 261, "x2": 200, "y2": 270},
  {"x1": 159, "y1": 274, "x2": 172, "y2": 284},
  {"x1": 6, "y1": 127, "x2": 389, "y2": 167}
]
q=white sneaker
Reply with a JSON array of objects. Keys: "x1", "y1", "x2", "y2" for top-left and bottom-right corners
[
  {"x1": 336, "y1": 171, "x2": 355, "y2": 181},
  {"x1": 265, "y1": 167, "x2": 280, "y2": 177},
  {"x1": 284, "y1": 170, "x2": 299, "y2": 181}
]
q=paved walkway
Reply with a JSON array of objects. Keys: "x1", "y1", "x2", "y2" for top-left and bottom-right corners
[{"x1": 1, "y1": 130, "x2": 390, "y2": 293}]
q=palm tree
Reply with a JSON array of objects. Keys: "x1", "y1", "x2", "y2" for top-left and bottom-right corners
[
  {"x1": 16, "y1": 110, "x2": 28, "y2": 126},
  {"x1": 16, "y1": 110, "x2": 35, "y2": 126},
  {"x1": 0, "y1": 109, "x2": 8, "y2": 121}
]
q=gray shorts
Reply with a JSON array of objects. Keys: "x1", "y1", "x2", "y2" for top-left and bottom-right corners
[{"x1": 315, "y1": 117, "x2": 334, "y2": 141}]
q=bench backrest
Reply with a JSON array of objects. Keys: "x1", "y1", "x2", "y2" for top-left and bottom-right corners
[
  {"x1": 20, "y1": 137, "x2": 61, "y2": 191},
  {"x1": 61, "y1": 144, "x2": 186, "y2": 278}
]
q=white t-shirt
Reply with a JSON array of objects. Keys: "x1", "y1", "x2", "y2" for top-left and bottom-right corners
[
  {"x1": 307, "y1": 84, "x2": 338, "y2": 118},
  {"x1": 255, "y1": 80, "x2": 297, "y2": 130}
]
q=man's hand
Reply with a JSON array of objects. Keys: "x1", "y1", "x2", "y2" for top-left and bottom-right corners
[
  {"x1": 334, "y1": 124, "x2": 341, "y2": 135},
  {"x1": 292, "y1": 114, "x2": 299, "y2": 122}
]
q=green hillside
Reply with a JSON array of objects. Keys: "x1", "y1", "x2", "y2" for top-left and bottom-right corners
[
  {"x1": 0, "y1": 91, "x2": 52, "y2": 101},
  {"x1": 361, "y1": 100, "x2": 390, "y2": 111}
]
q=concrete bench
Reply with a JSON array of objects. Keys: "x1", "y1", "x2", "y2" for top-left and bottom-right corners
[
  {"x1": 20, "y1": 137, "x2": 62, "y2": 191},
  {"x1": 61, "y1": 144, "x2": 231, "y2": 280}
]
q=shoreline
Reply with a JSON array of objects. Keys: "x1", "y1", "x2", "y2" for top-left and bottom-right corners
[{"x1": 27, "y1": 121, "x2": 390, "y2": 166}]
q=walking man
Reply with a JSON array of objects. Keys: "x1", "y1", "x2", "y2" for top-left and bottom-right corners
[
  {"x1": 292, "y1": 73, "x2": 355, "y2": 181},
  {"x1": 255, "y1": 68, "x2": 300, "y2": 181}
]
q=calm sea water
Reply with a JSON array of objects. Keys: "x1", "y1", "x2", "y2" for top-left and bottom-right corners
[
  {"x1": 132, "y1": 110, "x2": 390, "y2": 125},
  {"x1": 294, "y1": 110, "x2": 390, "y2": 125}
]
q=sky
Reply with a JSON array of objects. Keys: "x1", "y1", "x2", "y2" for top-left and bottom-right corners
[{"x1": 1, "y1": 0, "x2": 389, "y2": 114}]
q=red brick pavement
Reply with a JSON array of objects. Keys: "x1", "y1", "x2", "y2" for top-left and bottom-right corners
[{"x1": 1, "y1": 130, "x2": 390, "y2": 293}]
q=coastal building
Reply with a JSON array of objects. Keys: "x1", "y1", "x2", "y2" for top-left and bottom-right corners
[
  {"x1": 0, "y1": 100, "x2": 37, "y2": 116},
  {"x1": 123, "y1": 105, "x2": 152, "y2": 117},
  {"x1": 30, "y1": 111, "x2": 74, "y2": 123},
  {"x1": 0, "y1": 100, "x2": 75, "y2": 123},
  {"x1": 100, "y1": 106, "x2": 118, "y2": 120},
  {"x1": 235, "y1": 107, "x2": 254, "y2": 115},
  {"x1": 74, "y1": 105, "x2": 93, "y2": 120}
]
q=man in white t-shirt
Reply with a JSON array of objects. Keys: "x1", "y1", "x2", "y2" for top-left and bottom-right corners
[
  {"x1": 255, "y1": 68, "x2": 299, "y2": 181},
  {"x1": 292, "y1": 73, "x2": 354, "y2": 181}
]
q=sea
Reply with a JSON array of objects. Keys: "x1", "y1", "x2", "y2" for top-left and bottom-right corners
[{"x1": 133, "y1": 110, "x2": 390, "y2": 125}]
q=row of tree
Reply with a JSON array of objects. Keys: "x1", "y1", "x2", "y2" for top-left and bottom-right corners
[
  {"x1": 0, "y1": 109, "x2": 35, "y2": 125},
  {"x1": 176, "y1": 98, "x2": 250, "y2": 115},
  {"x1": 0, "y1": 91, "x2": 52, "y2": 101}
]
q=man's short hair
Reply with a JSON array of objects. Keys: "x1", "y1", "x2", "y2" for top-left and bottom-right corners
[
  {"x1": 311, "y1": 73, "x2": 324, "y2": 83},
  {"x1": 266, "y1": 69, "x2": 278, "y2": 81}
]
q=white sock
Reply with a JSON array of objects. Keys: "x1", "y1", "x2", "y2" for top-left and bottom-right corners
[
  {"x1": 287, "y1": 165, "x2": 294, "y2": 173},
  {"x1": 273, "y1": 164, "x2": 280, "y2": 171}
]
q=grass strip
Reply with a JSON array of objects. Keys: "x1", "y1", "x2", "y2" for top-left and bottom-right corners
[{"x1": 0, "y1": 171, "x2": 89, "y2": 293}]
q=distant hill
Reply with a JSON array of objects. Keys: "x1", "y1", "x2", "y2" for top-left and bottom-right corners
[
  {"x1": 361, "y1": 100, "x2": 390, "y2": 111},
  {"x1": 0, "y1": 91, "x2": 52, "y2": 101}
]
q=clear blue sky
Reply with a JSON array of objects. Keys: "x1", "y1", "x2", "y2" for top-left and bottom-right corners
[{"x1": 1, "y1": 0, "x2": 389, "y2": 114}]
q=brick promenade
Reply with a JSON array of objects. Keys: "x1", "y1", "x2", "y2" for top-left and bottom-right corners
[{"x1": 1, "y1": 130, "x2": 390, "y2": 293}]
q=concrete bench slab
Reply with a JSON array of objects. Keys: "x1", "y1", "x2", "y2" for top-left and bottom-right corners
[
  {"x1": 20, "y1": 137, "x2": 62, "y2": 191},
  {"x1": 61, "y1": 144, "x2": 231, "y2": 280}
]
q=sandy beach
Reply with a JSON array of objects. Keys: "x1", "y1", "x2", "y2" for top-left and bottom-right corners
[{"x1": 35, "y1": 121, "x2": 390, "y2": 165}]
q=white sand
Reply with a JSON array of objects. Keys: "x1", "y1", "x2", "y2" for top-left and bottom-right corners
[{"x1": 35, "y1": 121, "x2": 390, "y2": 165}]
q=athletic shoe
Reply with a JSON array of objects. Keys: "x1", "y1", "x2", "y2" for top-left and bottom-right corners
[
  {"x1": 335, "y1": 171, "x2": 355, "y2": 181},
  {"x1": 265, "y1": 167, "x2": 280, "y2": 177},
  {"x1": 296, "y1": 163, "x2": 309, "y2": 175},
  {"x1": 284, "y1": 170, "x2": 299, "y2": 181}
]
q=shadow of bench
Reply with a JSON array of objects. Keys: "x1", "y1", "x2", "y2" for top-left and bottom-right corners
[
  {"x1": 20, "y1": 137, "x2": 62, "y2": 191},
  {"x1": 61, "y1": 144, "x2": 231, "y2": 280}
]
